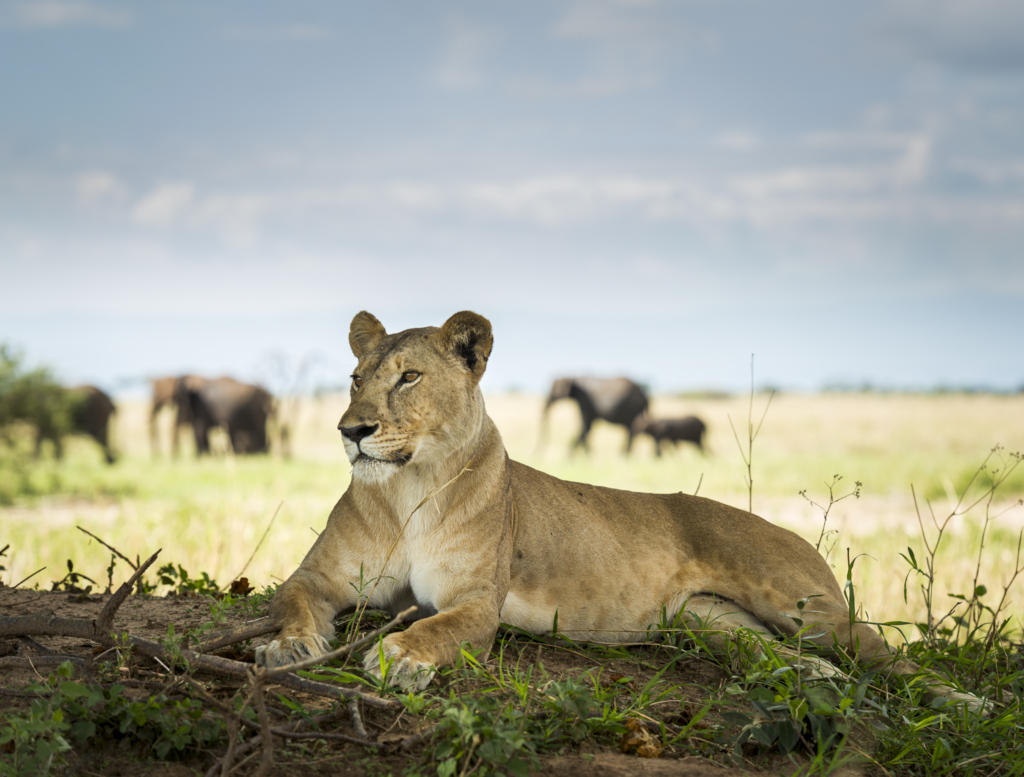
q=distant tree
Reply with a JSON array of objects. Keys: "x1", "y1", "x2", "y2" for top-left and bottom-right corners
[{"x1": 0, "y1": 345, "x2": 73, "y2": 449}]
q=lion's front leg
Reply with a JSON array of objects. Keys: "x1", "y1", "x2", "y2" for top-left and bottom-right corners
[
  {"x1": 255, "y1": 568, "x2": 347, "y2": 669},
  {"x1": 363, "y1": 596, "x2": 501, "y2": 691}
]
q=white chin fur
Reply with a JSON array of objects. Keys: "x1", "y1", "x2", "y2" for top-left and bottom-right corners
[{"x1": 352, "y1": 457, "x2": 399, "y2": 484}]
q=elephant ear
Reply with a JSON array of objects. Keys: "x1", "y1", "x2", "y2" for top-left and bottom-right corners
[
  {"x1": 438, "y1": 311, "x2": 493, "y2": 382},
  {"x1": 349, "y1": 311, "x2": 387, "y2": 358}
]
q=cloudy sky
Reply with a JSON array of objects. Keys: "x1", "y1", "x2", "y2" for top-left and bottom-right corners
[{"x1": 2, "y1": 0, "x2": 1023, "y2": 394}]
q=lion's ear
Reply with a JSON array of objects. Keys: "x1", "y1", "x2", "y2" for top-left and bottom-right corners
[
  {"x1": 349, "y1": 311, "x2": 387, "y2": 358},
  {"x1": 438, "y1": 311, "x2": 493, "y2": 381}
]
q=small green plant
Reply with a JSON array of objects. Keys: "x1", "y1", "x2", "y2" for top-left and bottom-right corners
[
  {"x1": 155, "y1": 563, "x2": 221, "y2": 596},
  {"x1": 19, "y1": 662, "x2": 225, "y2": 763},
  {"x1": 800, "y1": 474, "x2": 862, "y2": 561},
  {"x1": 0, "y1": 692, "x2": 72, "y2": 777},
  {"x1": 49, "y1": 559, "x2": 96, "y2": 594}
]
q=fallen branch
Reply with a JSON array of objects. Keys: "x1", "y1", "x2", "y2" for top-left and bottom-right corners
[
  {"x1": 0, "y1": 551, "x2": 161, "y2": 643},
  {"x1": 0, "y1": 548, "x2": 404, "y2": 714},
  {"x1": 126, "y1": 634, "x2": 401, "y2": 710},
  {"x1": 0, "y1": 656, "x2": 89, "y2": 668}
]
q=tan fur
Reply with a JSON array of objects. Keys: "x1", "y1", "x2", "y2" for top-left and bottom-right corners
[{"x1": 255, "y1": 311, "x2": 985, "y2": 712}]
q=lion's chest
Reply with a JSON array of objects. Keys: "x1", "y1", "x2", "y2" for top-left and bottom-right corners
[{"x1": 357, "y1": 529, "x2": 462, "y2": 614}]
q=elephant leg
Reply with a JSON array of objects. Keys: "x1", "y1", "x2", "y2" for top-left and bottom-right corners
[
  {"x1": 90, "y1": 427, "x2": 115, "y2": 465},
  {"x1": 148, "y1": 409, "x2": 159, "y2": 458},
  {"x1": 625, "y1": 427, "x2": 637, "y2": 455},
  {"x1": 655, "y1": 439, "x2": 663, "y2": 457},
  {"x1": 574, "y1": 418, "x2": 593, "y2": 453},
  {"x1": 193, "y1": 421, "x2": 210, "y2": 456}
]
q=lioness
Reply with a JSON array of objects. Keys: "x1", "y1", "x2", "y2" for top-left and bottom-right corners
[{"x1": 256, "y1": 311, "x2": 982, "y2": 711}]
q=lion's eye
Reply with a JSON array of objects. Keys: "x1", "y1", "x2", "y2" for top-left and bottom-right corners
[
  {"x1": 401, "y1": 371, "x2": 420, "y2": 384},
  {"x1": 351, "y1": 376, "x2": 363, "y2": 389}
]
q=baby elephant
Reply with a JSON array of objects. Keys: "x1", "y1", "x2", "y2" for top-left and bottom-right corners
[{"x1": 632, "y1": 414, "x2": 706, "y2": 456}]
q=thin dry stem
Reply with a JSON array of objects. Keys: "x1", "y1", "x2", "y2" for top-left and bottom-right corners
[
  {"x1": 235, "y1": 502, "x2": 282, "y2": 581},
  {"x1": 76, "y1": 526, "x2": 138, "y2": 570},
  {"x1": 350, "y1": 461, "x2": 473, "y2": 637}
]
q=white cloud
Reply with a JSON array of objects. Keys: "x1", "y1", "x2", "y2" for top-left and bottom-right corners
[
  {"x1": 734, "y1": 132, "x2": 932, "y2": 199},
  {"x1": 132, "y1": 182, "x2": 195, "y2": 227},
  {"x1": 435, "y1": 16, "x2": 492, "y2": 90},
  {"x1": 7, "y1": 1, "x2": 130, "y2": 28},
  {"x1": 76, "y1": 170, "x2": 127, "y2": 204}
]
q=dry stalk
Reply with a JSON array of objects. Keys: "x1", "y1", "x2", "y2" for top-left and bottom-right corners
[
  {"x1": 726, "y1": 355, "x2": 774, "y2": 514},
  {"x1": 76, "y1": 526, "x2": 138, "y2": 570},
  {"x1": 234, "y1": 502, "x2": 282, "y2": 581}
]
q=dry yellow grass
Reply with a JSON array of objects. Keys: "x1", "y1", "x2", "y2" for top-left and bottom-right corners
[{"x1": 2, "y1": 391, "x2": 1023, "y2": 643}]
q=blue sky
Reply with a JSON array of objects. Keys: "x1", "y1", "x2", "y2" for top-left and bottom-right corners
[{"x1": 2, "y1": 0, "x2": 1023, "y2": 394}]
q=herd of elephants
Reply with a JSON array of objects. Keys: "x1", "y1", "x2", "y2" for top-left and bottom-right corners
[{"x1": 40, "y1": 375, "x2": 708, "y2": 464}]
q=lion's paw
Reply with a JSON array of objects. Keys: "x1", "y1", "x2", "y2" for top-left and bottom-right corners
[
  {"x1": 362, "y1": 642, "x2": 436, "y2": 691},
  {"x1": 254, "y1": 633, "x2": 331, "y2": 669}
]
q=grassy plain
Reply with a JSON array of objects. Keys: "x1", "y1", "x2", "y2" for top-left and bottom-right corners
[{"x1": 2, "y1": 390, "x2": 1023, "y2": 643}]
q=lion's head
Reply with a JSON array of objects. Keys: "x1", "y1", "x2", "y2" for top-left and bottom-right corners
[{"x1": 339, "y1": 310, "x2": 494, "y2": 483}]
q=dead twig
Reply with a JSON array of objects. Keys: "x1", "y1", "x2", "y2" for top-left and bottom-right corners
[
  {"x1": 76, "y1": 527, "x2": 138, "y2": 570},
  {"x1": 97, "y1": 550, "x2": 161, "y2": 633},
  {"x1": 194, "y1": 618, "x2": 279, "y2": 654},
  {"x1": 19, "y1": 635, "x2": 58, "y2": 655},
  {"x1": 124, "y1": 634, "x2": 401, "y2": 709},
  {"x1": 11, "y1": 567, "x2": 46, "y2": 590},
  {"x1": 249, "y1": 668, "x2": 275, "y2": 777},
  {"x1": 348, "y1": 698, "x2": 368, "y2": 740},
  {"x1": 271, "y1": 729, "x2": 376, "y2": 745}
]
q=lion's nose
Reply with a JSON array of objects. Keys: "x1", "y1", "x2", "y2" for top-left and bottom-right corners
[{"x1": 340, "y1": 423, "x2": 379, "y2": 443}]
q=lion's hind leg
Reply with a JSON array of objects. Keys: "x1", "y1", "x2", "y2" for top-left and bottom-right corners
[
  {"x1": 674, "y1": 595, "x2": 988, "y2": 714},
  {"x1": 667, "y1": 594, "x2": 848, "y2": 683}
]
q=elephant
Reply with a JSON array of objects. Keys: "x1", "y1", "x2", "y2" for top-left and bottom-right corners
[
  {"x1": 175, "y1": 376, "x2": 275, "y2": 455},
  {"x1": 539, "y1": 377, "x2": 649, "y2": 454},
  {"x1": 631, "y1": 414, "x2": 707, "y2": 456},
  {"x1": 149, "y1": 374, "x2": 209, "y2": 457},
  {"x1": 33, "y1": 385, "x2": 117, "y2": 464}
]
